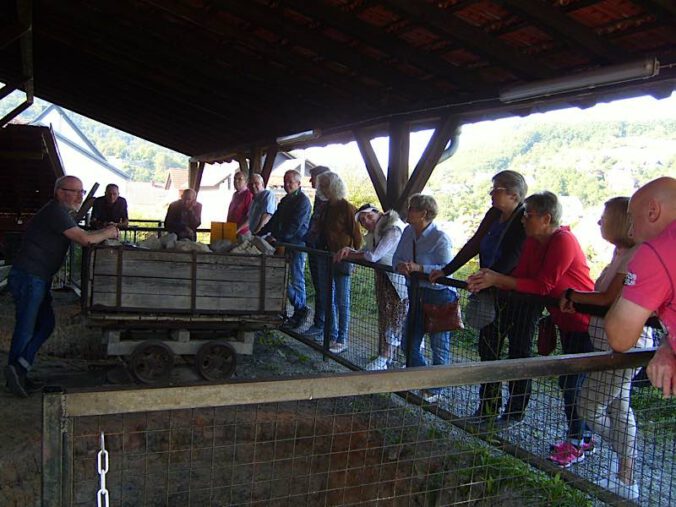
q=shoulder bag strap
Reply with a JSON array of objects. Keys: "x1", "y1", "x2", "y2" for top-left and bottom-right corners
[{"x1": 494, "y1": 203, "x2": 523, "y2": 250}]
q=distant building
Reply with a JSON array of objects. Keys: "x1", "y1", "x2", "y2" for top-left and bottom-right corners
[
  {"x1": 30, "y1": 105, "x2": 130, "y2": 195},
  {"x1": 160, "y1": 152, "x2": 317, "y2": 225}
]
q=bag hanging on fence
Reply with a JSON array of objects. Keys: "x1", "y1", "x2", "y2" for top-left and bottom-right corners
[
  {"x1": 464, "y1": 290, "x2": 496, "y2": 330},
  {"x1": 537, "y1": 315, "x2": 557, "y2": 356},
  {"x1": 423, "y1": 300, "x2": 464, "y2": 333}
]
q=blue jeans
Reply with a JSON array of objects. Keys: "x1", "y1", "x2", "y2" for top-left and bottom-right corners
[
  {"x1": 560, "y1": 331, "x2": 594, "y2": 440},
  {"x1": 329, "y1": 273, "x2": 351, "y2": 344},
  {"x1": 404, "y1": 286, "x2": 457, "y2": 394},
  {"x1": 309, "y1": 254, "x2": 329, "y2": 328},
  {"x1": 7, "y1": 268, "x2": 55, "y2": 373},
  {"x1": 287, "y1": 251, "x2": 307, "y2": 312}
]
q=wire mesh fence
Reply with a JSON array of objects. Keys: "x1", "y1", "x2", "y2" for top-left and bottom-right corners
[
  {"x1": 41, "y1": 245, "x2": 674, "y2": 506},
  {"x1": 276, "y1": 246, "x2": 674, "y2": 505},
  {"x1": 43, "y1": 350, "x2": 672, "y2": 506}
]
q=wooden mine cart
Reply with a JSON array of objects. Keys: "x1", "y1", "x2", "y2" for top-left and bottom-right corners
[{"x1": 83, "y1": 245, "x2": 288, "y2": 384}]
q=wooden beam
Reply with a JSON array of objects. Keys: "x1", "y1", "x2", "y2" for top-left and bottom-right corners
[
  {"x1": 387, "y1": 120, "x2": 409, "y2": 211},
  {"x1": 250, "y1": 147, "x2": 263, "y2": 176},
  {"x1": 261, "y1": 145, "x2": 278, "y2": 187},
  {"x1": 0, "y1": 23, "x2": 29, "y2": 50},
  {"x1": 0, "y1": 99, "x2": 31, "y2": 127},
  {"x1": 281, "y1": 0, "x2": 483, "y2": 90},
  {"x1": 219, "y1": 0, "x2": 442, "y2": 99},
  {"x1": 235, "y1": 153, "x2": 249, "y2": 175},
  {"x1": 16, "y1": 0, "x2": 33, "y2": 102},
  {"x1": 394, "y1": 115, "x2": 461, "y2": 213},
  {"x1": 382, "y1": 0, "x2": 554, "y2": 80},
  {"x1": 61, "y1": 349, "x2": 654, "y2": 416},
  {"x1": 641, "y1": 0, "x2": 676, "y2": 20},
  {"x1": 503, "y1": 0, "x2": 626, "y2": 63},
  {"x1": 189, "y1": 161, "x2": 205, "y2": 193},
  {"x1": 137, "y1": 0, "x2": 383, "y2": 107},
  {"x1": 353, "y1": 129, "x2": 387, "y2": 210}
]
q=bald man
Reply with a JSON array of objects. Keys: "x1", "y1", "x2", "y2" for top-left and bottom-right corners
[
  {"x1": 5, "y1": 175, "x2": 119, "y2": 398},
  {"x1": 165, "y1": 188, "x2": 202, "y2": 241},
  {"x1": 605, "y1": 176, "x2": 676, "y2": 397}
]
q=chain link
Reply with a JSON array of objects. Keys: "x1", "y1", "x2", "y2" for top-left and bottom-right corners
[{"x1": 97, "y1": 431, "x2": 109, "y2": 507}]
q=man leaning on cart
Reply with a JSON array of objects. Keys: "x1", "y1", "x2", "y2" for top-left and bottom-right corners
[{"x1": 5, "y1": 175, "x2": 119, "y2": 398}]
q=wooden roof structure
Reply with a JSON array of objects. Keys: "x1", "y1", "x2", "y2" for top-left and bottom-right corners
[{"x1": 1, "y1": 0, "x2": 675, "y2": 213}]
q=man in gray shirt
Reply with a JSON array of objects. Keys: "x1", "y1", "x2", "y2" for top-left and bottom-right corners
[{"x1": 6, "y1": 175, "x2": 118, "y2": 398}]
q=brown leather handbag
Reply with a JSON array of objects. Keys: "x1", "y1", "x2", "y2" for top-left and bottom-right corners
[
  {"x1": 423, "y1": 301, "x2": 464, "y2": 333},
  {"x1": 537, "y1": 315, "x2": 557, "y2": 356}
]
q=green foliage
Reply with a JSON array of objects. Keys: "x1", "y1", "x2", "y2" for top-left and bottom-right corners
[
  {"x1": 456, "y1": 447, "x2": 592, "y2": 506},
  {"x1": 631, "y1": 385, "x2": 676, "y2": 428}
]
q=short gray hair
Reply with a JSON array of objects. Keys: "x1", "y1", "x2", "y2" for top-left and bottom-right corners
[
  {"x1": 284, "y1": 169, "x2": 301, "y2": 183},
  {"x1": 318, "y1": 171, "x2": 347, "y2": 201},
  {"x1": 250, "y1": 173, "x2": 264, "y2": 185},
  {"x1": 54, "y1": 175, "x2": 81, "y2": 193},
  {"x1": 408, "y1": 193, "x2": 438, "y2": 220},
  {"x1": 493, "y1": 170, "x2": 527, "y2": 202},
  {"x1": 525, "y1": 191, "x2": 562, "y2": 226}
]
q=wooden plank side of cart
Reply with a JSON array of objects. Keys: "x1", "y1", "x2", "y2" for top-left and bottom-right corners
[{"x1": 84, "y1": 247, "x2": 288, "y2": 321}]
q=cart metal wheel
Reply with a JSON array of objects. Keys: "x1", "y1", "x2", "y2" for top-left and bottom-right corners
[
  {"x1": 129, "y1": 340, "x2": 174, "y2": 385},
  {"x1": 195, "y1": 340, "x2": 237, "y2": 381}
]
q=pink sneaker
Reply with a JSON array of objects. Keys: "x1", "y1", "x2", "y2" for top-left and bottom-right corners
[
  {"x1": 550, "y1": 438, "x2": 594, "y2": 454},
  {"x1": 548, "y1": 441, "x2": 585, "y2": 468}
]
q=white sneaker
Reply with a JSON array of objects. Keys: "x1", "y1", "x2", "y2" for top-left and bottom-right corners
[
  {"x1": 365, "y1": 356, "x2": 388, "y2": 371},
  {"x1": 596, "y1": 474, "x2": 639, "y2": 500},
  {"x1": 421, "y1": 390, "x2": 440, "y2": 403},
  {"x1": 329, "y1": 342, "x2": 348, "y2": 354}
]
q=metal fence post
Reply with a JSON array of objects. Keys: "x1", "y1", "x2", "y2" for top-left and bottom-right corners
[
  {"x1": 323, "y1": 253, "x2": 334, "y2": 352},
  {"x1": 404, "y1": 276, "x2": 419, "y2": 368},
  {"x1": 42, "y1": 387, "x2": 67, "y2": 507}
]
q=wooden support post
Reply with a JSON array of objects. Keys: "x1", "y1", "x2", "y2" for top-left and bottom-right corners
[
  {"x1": 235, "y1": 153, "x2": 249, "y2": 175},
  {"x1": 261, "y1": 145, "x2": 278, "y2": 186},
  {"x1": 353, "y1": 128, "x2": 388, "y2": 210},
  {"x1": 250, "y1": 147, "x2": 262, "y2": 176},
  {"x1": 387, "y1": 120, "x2": 410, "y2": 212},
  {"x1": 394, "y1": 115, "x2": 461, "y2": 215},
  {"x1": 188, "y1": 160, "x2": 204, "y2": 194},
  {"x1": 42, "y1": 388, "x2": 67, "y2": 507}
]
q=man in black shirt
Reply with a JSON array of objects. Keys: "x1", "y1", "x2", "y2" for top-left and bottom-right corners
[
  {"x1": 90, "y1": 183, "x2": 129, "y2": 229},
  {"x1": 5, "y1": 175, "x2": 118, "y2": 398}
]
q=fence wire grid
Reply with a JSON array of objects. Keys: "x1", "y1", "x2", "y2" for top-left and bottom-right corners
[{"x1": 42, "y1": 243, "x2": 674, "y2": 506}]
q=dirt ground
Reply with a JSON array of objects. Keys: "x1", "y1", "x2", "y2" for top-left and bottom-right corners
[{"x1": 0, "y1": 287, "x2": 348, "y2": 507}]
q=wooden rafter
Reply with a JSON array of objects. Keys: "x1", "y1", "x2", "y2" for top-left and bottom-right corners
[
  {"x1": 261, "y1": 145, "x2": 278, "y2": 187},
  {"x1": 382, "y1": 0, "x2": 554, "y2": 80},
  {"x1": 354, "y1": 128, "x2": 388, "y2": 210},
  {"x1": 503, "y1": 0, "x2": 626, "y2": 63},
  {"x1": 394, "y1": 115, "x2": 461, "y2": 213},
  {"x1": 387, "y1": 120, "x2": 409, "y2": 211},
  {"x1": 282, "y1": 0, "x2": 483, "y2": 90},
  {"x1": 217, "y1": 0, "x2": 443, "y2": 99},
  {"x1": 640, "y1": 0, "x2": 676, "y2": 21},
  {"x1": 137, "y1": 0, "x2": 387, "y2": 108}
]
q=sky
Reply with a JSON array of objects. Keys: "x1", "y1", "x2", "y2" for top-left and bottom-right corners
[{"x1": 293, "y1": 92, "x2": 676, "y2": 172}]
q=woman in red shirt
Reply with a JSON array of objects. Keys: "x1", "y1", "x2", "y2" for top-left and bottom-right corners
[{"x1": 468, "y1": 191, "x2": 595, "y2": 468}]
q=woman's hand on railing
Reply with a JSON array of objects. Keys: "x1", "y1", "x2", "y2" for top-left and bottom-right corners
[
  {"x1": 466, "y1": 268, "x2": 495, "y2": 293},
  {"x1": 559, "y1": 293, "x2": 576, "y2": 313},
  {"x1": 334, "y1": 247, "x2": 352, "y2": 263}
]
